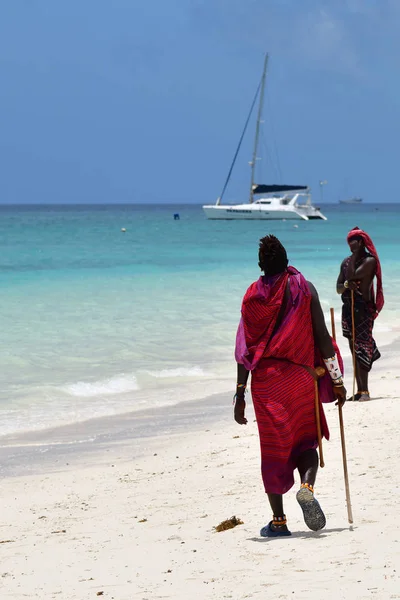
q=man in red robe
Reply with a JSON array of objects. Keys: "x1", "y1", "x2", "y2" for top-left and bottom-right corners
[
  {"x1": 336, "y1": 226, "x2": 384, "y2": 401},
  {"x1": 234, "y1": 235, "x2": 346, "y2": 537}
]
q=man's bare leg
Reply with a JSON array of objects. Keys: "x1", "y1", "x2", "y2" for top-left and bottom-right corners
[
  {"x1": 265, "y1": 449, "x2": 318, "y2": 533},
  {"x1": 348, "y1": 339, "x2": 370, "y2": 401},
  {"x1": 266, "y1": 493, "x2": 290, "y2": 533},
  {"x1": 297, "y1": 448, "x2": 318, "y2": 486},
  {"x1": 357, "y1": 362, "x2": 370, "y2": 401},
  {"x1": 296, "y1": 448, "x2": 326, "y2": 531}
]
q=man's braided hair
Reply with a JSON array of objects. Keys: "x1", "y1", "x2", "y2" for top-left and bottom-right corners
[{"x1": 258, "y1": 234, "x2": 288, "y2": 276}]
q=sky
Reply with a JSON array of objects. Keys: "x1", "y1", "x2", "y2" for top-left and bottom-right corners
[{"x1": 0, "y1": 0, "x2": 399, "y2": 204}]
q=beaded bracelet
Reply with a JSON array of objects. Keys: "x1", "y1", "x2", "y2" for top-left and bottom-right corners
[
  {"x1": 233, "y1": 386, "x2": 247, "y2": 404},
  {"x1": 323, "y1": 354, "x2": 343, "y2": 382},
  {"x1": 333, "y1": 378, "x2": 344, "y2": 387}
]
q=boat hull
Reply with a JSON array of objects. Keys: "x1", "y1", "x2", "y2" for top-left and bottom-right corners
[
  {"x1": 202, "y1": 205, "x2": 309, "y2": 220},
  {"x1": 296, "y1": 206, "x2": 327, "y2": 221},
  {"x1": 202, "y1": 204, "x2": 327, "y2": 220}
]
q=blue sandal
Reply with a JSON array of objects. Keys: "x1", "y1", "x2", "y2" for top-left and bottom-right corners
[{"x1": 260, "y1": 521, "x2": 292, "y2": 538}]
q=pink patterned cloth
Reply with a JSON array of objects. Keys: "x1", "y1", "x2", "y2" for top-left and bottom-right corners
[
  {"x1": 235, "y1": 266, "x2": 344, "y2": 494},
  {"x1": 235, "y1": 267, "x2": 343, "y2": 404}
]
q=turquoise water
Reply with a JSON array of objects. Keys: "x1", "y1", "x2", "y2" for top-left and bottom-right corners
[{"x1": 0, "y1": 203, "x2": 398, "y2": 437}]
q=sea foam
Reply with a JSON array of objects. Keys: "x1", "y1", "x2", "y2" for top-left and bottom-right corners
[
  {"x1": 63, "y1": 375, "x2": 139, "y2": 397},
  {"x1": 145, "y1": 366, "x2": 209, "y2": 378}
]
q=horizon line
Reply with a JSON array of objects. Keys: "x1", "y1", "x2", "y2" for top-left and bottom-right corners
[{"x1": 0, "y1": 201, "x2": 399, "y2": 207}]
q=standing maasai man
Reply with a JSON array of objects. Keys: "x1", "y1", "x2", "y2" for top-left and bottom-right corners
[
  {"x1": 234, "y1": 235, "x2": 346, "y2": 538},
  {"x1": 336, "y1": 227, "x2": 384, "y2": 402}
]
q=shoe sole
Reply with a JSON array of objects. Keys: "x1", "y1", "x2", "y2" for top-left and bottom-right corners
[{"x1": 296, "y1": 487, "x2": 326, "y2": 531}]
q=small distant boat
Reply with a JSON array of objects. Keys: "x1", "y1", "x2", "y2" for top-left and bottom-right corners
[{"x1": 339, "y1": 197, "x2": 362, "y2": 205}]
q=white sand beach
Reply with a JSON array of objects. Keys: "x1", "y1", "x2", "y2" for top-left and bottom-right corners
[{"x1": 1, "y1": 341, "x2": 400, "y2": 600}]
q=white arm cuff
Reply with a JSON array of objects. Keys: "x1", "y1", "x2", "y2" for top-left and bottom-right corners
[{"x1": 323, "y1": 355, "x2": 343, "y2": 381}]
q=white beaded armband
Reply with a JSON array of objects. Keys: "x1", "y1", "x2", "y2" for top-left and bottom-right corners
[{"x1": 323, "y1": 355, "x2": 342, "y2": 382}]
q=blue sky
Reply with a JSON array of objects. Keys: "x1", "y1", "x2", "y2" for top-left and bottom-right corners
[{"x1": 0, "y1": 0, "x2": 399, "y2": 204}]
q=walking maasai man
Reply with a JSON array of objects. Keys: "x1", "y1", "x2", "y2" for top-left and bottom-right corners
[
  {"x1": 234, "y1": 235, "x2": 346, "y2": 537},
  {"x1": 336, "y1": 226, "x2": 384, "y2": 402}
]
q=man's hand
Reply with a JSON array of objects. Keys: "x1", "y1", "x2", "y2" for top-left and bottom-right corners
[
  {"x1": 234, "y1": 397, "x2": 248, "y2": 424},
  {"x1": 333, "y1": 385, "x2": 346, "y2": 406},
  {"x1": 345, "y1": 280, "x2": 358, "y2": 291}
]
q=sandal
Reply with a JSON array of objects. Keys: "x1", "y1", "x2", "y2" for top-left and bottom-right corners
[
  {"x1": 296, "y1": 484, "x2": 326, "y2": 531},
  {"x1": 260, "y1": 521, "x2": 292, "y2": 537},
  {"x1": 260, "y1": 515, "x2": 291, "y2": 538}
]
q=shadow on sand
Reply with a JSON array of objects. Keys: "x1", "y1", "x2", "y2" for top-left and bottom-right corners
[
  {"x1": 248, "y1": 526, "x2": 354, "y2": 542},
  {"x1": 347, "y1": 396, "x2": 385, "y2": 402}
]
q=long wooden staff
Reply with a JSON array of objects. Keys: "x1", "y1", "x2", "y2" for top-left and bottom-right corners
[
  {"x1": 351, "y1": 290, "x2": 357, "y2": 401},
  {"x1": 314, "y1": 379, "x2": 325, "y2": 468},
  {"x1": 330, "y1": 307, "x2": 354, "y2": 524}
]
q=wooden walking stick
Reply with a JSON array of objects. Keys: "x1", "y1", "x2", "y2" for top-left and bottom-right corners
[
  {"x1": 330, "y1": 307, "x2": 354, "y2": 524},
  {"x1": 314, "y1": 379, "x2": 325, "y2": 468},
  {"x1": 351, "y1": 290, "x2": 357, "y2": 402}
]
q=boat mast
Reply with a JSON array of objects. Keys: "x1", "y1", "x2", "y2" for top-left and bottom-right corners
[{"x1": 249, "y1": 53, "x2": 269, "y2": 204}]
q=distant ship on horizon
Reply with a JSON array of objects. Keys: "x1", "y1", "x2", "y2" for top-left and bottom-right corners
[{"x1": 339, "y1": 197, "x2": 362, "y2": 205}]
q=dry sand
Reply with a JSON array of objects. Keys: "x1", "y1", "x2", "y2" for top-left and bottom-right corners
[{"x1": 1, "y1": 349, "x2": 400, "y2": 599}]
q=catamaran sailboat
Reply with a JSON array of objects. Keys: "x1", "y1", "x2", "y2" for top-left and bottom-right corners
[
  {"x1": 202, "y1": 55, "x2": 327, "y2": 221},
  {"x1": 202, "y1": 187, "x2": 326, "y2": 220}
]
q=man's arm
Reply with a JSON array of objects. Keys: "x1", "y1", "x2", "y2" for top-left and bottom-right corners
[
  {"x1": 346, "y1": 256, "x2": 376, "y2": 282},
  {"x1": 336, "y1": 259, "x2": 353, "y2": 295},
  {"x1": 308, "y1": 281, "x2": 335, "y2": 358},
  {"x1": 236, "y1": 363, "x2": 249, "y2": 390},
  {"x1": 234, "y1": 363, "x2": 249, "y2": 425},
  {"x1": 308, "y1": 281, "x2": 346, "y2": 405}
]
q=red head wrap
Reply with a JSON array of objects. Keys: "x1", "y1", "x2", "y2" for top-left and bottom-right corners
[{"x1": 347, "y1": 226, "x2": 384, "y2": 317}]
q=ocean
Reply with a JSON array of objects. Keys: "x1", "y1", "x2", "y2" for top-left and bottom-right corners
[{"x1": 1, "y1": 203, "x2": 398, "y2": 441}]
